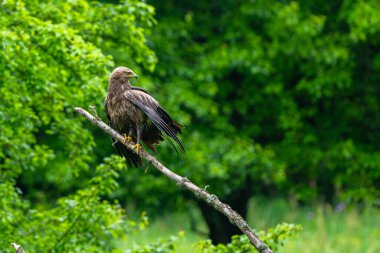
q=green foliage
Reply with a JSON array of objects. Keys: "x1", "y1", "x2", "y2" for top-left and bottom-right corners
[
  {"x1": 0, "y1": 0, "x2": 155, "y2": 188},
  {"x1": 119, "y1": 0, "x2": 380, "y2": 215},
  {"x1": 0, "y1": 0, "x2": 156, "y2": 251},
  {"x1": 1, "y1": 156, "x2": 126, "y2": 252},
  {"x1": 124, "y1": 199, "x2": 380, "y2": 253},
  {"x1": 195, "y1": 223, "x2": 302, "y2": 253},
  {"x1": 125, "y1": 223, "x2": 302, "y2": 253},
  {"x1": 258, "y1": 223, "x2": 303, "y2": 251},
  {"x1": 345, "y1": 0, "x2": 380, "y2": 42},
  {"x1": 2, "y1": 0, "x2": 380, "y2": 251},
  {"x1": 128, "y1": 236, "x2": 179, "y2": 253}
]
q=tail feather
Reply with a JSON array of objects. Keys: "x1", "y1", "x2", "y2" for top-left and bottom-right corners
[
  {"x1": 172, "y1": 121, "x2": 183, "y2": 134},
  {"x1": 114, "y1": 139, "x2": 142, "y2": 168}
]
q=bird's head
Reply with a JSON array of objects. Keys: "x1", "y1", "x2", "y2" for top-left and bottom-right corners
[{"x1": 109, "y1": 67, "x2": 138, "y2": 83}]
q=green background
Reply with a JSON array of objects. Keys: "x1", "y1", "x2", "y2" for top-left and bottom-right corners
[{"x1": 1, "y1": 0, "x2": 379, "y2": 252}]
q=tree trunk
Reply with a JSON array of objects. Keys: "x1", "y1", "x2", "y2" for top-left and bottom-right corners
[{"x1": 196, "y1": 187, "x2": 251, "y2": 244}]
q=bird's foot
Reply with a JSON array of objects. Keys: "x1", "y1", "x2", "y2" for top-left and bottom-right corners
[
  {"x1": 133, "y1": 143, "x2": 142, "y2": 154},
  {"x1": 123, "y1": 134, "x2": 133, "y2": 143}
]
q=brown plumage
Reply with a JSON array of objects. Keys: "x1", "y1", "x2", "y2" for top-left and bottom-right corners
[{"x1": 105, "y1": 66, "x2": 184, "y2": 167}]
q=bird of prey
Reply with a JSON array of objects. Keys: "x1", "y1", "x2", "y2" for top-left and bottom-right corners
[{"x1": 105, "y1": 66, "x2": 184, "y2": 167}]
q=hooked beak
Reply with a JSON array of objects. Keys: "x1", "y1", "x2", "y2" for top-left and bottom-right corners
[{"x1": 130, "y1": 73, "x2": 138, "y2": 79}]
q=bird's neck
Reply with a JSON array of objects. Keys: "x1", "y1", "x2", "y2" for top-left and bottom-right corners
[
  {"x1": 108, "y1": 79, "x2": 132, "y2": 96},
  {"x1": 120, "y1": 81, "x2": 132, "y2": 91}
]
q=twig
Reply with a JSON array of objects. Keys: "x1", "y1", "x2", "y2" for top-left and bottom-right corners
[
  {"x1": 89, "y1": 105, "x2": 100, "y2": 120},
  {"x1": 11, "y1": 243, "x2": 25, "y2": 253},
  {"x1": 74, "y1": 106, "x2": 273, "y2": 253}
]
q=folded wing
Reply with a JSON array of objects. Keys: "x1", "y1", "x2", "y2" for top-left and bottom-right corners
[{"x1": 125, "y1": 89, "x2": 185, "y2": 153}]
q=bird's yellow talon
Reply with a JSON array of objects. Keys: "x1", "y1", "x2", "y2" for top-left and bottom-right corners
[
  {"x1": 123, "y1": 134, "x2": 133, "y2": 143},
  {"x1": 133, "y1": 143, "x2": 142, "y2": 154}
]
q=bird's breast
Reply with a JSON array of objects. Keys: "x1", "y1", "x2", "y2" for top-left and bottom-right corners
[{"x1": 107, "y1": 92, "x2": 146, "y2": 129}]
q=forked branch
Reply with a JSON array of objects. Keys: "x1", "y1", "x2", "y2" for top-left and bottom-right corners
[{"x1": 75, "y1": 106, "x2": 273, "y2": 253}]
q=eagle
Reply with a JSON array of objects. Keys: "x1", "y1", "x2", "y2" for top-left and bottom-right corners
[{"x1": 105, "y1": 66, "x2": 184, "y2": 167}]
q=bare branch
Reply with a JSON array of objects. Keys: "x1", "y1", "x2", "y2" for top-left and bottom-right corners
[
  {"x1": 74, "y1": 106, "x2": 273, "y2": 253},
  {"x1": 11, "y1": 243, "x2": 25, "y2": 253}
]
